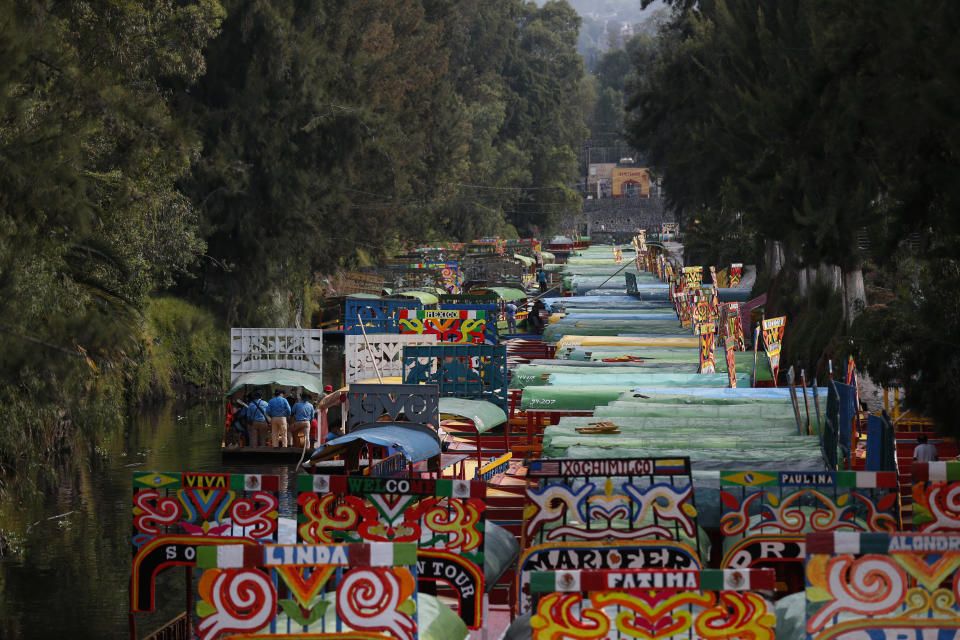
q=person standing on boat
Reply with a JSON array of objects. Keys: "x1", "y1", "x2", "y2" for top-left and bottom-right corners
[
  {"x1": 504, "y1": 300, "x2": 518, "y2": 334},
  {"x1": 267, "y1": 389, "x2": 292, "y2": 447},
  {"x1": 528, "y1": 299, "x2": 547, "y2": 334},
  {"x1": 537, "y1": 268, "x2": 548, "y2": 292},
  {"x1": 914, "y1": 434, "x2": 938, "y2": 462},
  {"x1": 290, "y1": 394, "x2": 314, "y2": 447},
  {"x1": 246, "y1": 391, "x2": 270, "y2": 446}
]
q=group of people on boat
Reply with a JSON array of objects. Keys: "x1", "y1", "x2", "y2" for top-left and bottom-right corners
[
  {"x1": 504, "y1": 298, "x2": 547, "y2": 335},
  {"x1": 225, "y1": 385, "x2": 341, "y2": 448}
]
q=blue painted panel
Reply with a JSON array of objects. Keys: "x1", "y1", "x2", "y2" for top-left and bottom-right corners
[
  {"x1": 344, "y1": 298, "x2": 422, "y2": 335},
  {"x1": 402, "y1": 344, "x2": 508, "y2": 410}
]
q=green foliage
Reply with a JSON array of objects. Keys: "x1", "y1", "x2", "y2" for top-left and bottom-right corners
[
  {"x1": 778, "y1": 279, "x2": 846, "y2": 381},
  {"x1": 176, "y1": 0, "x2": 587, "y2": 324},
  {"x1": 628, "y1": 0, "x2": 960, "y2": 434},
  {"x1": 0, "y1": 0, "x2": 592, "y2": 490},
  {"x1": 136, "y1": 297, "x2": 227, "y2": 398},
  {"x1": 0, "y1": 0, "x2": 223, "y2": 490},
  {"x1": 682, "y1": 207, "x2": 755, "y2": 268},
  {"x1": 852, "y1": 247, "x2": 960, "y2": 433}
]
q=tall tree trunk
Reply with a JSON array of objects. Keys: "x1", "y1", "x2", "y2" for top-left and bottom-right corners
[
  {"x1": 818, "y1": 264, "x2": 842, "y2": 292},
  {"x1": 766, "y1": 239, "x2": 785, "y2": 278},
  {"x1": 842, "y1": 266, "x2": 866, "y2": 328}
]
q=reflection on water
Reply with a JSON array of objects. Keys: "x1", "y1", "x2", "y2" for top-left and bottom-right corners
[{"x1": 0, "y1": 401, "x2": 304, "y2": 639}]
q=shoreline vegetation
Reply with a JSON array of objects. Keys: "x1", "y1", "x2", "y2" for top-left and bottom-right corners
[
  {"x1": 0, "y1": 0, "x2": 589, "y2": 497},
  {"x1": 0, "y1": 296, "x2": 226, "y2": 497}
]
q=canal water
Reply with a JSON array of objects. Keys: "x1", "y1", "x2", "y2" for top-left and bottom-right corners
[{"x1": 0, "y1": 401, "x2": 303, "y2": 639}]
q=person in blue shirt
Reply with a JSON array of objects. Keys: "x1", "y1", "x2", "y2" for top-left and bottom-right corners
[
  {"x1": 504, "y1": 301, "x2": 518, "y2": 334},
  {"x1": 266, "y1": 389, "x2": 292, "y2": 447},
  {"x1": 245, "y1": 391, "x2": 270, "y2": 447},
  {"x1": 537, "y1": 268, "x2": 548, "y2": 292},
  {"x1": 290, "y1": 394, "x2": 315, "y2": 447}
]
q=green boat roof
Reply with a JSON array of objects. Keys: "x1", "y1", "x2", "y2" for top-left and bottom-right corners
[
  {"x1": 541, "y1": 416, "x2": 823, "y2": 468},
  {"x1": 594, "y1": 401, "x2": 800, "y2": 420},
  {"x1": 543, "y1": 320, "x2": 686, "y2": 342},
  {"x1": 484, "y1": 521, "x2": 520, "y2": 588},
  {"x1": 512, "y1": 359, "x2": 771, "y2": 386},
  {"x1": 227, "y1": 368, "x2": 325, "y2": 395},
  {"x1": 513, "y1": 253, "x2": 535, "y2": 267},
  {"x1": 438, "y1": 398, "x2": 507, "y2": 433},
  {"x1": 520, "y1": 385, "x2": 629, "y2": 411},
  {"x1": 546, "y1": 372, "x2": 751, "y2": 388},
  {"x1": 395, "y1": 290, "x2": 440, "y2": 304},
  {"x1": 468, "y1": 286, "x2": 527, "y2": 301}
]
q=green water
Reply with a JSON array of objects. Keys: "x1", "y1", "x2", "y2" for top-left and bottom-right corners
[{"x1": 0, "y1": 401, "x2": 303, "y2": 639}]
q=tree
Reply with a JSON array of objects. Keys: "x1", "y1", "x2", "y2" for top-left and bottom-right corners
[
  {"x1": 177, "y1": 0, "x2": 453, "y2": 325},
  {"x1": 0, "y1": 0, "x2": 223, "y2": 480},
  {"x1": 501, "y1": 1, "x2": 587, "y2": 235},
  {"x1": 628, "y1": 0, "x2": 960, "y2": 435}
]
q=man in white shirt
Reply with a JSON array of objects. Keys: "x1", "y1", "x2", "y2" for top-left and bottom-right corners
[{"x1": 913, "y1": 434, "x2": 938, "y2": 463}]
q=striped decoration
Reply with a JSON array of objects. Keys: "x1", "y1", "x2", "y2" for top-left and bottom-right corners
[
  {"x1": 806, "y1": 532, "x2": 960, "y2": 554},
  {"x1": 133, "y1": 472, "x2": 280, "y2": 492},
  {"x1": 528, "y1": 569, "x2": 775, "y2": 593},
  {"x1": 719, "y1": 470, "x2": 897, "y2": 488},
  {"x1": 527, "y1": 457, "x2": 691, "y2": 478},
  {"x1": 912, "y1": 461, "x2": 960, "y2": 483},
  {"x1": 397, "y1": 309, "x2": 484, "y2": 320},
  {"x1": 297, "y1": 474, "x2": 485, "y2": 498},
  {"x1": 197, "y1": 542, "x2": 419, "y2": 569}
]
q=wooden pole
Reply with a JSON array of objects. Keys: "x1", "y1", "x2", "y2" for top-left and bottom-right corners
[
  {"x1": 357, "y1": 312, "x2": 384, "y2": 383},
  {"x1": 185, "y1": 566, "x2": 193, "y2": 636},
  {"x1": 812, "y1": 377, "x2": 824, "y2": 453},
  {"x1": 128, "y1": 579, "x2": 137, "y2": 640},
  {"x1": 787, "y1": 366, "x2": 804, "y2": 436},
  {"x1": 800, "y1": 368, "x2": 812, "y2": 435}
]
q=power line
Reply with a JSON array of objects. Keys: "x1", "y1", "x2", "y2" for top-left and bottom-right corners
[{"x1": 436, "y1": 181, "x2": 581, "y2": 191}]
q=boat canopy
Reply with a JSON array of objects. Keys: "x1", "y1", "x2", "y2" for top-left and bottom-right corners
[
  {"x1": 546, "y1": 372, "x2": 751, "y2": 388},
  {"x1": 520, "y1": 385, "x2": 628, "y2": 411},
  {"x1": 310, "y1": 424, "x2": 441, "y2": 464},
  {"x1": 512, "y1": 253, "x2": 535, "y2": 268},
  {"x1": 227, "y1": 368, "x2": 325, "y2": 395},
  {"x1": 468, "y1": 286, "x2": 527, "y2": 301},
  {"x1": 438, "y1": 398, "x2": 507, "y2": 433},
  {"x1": 542, "y1": 416, "x2": 823, "y2": 469},
  {"x1": 543, "y1": 320, "x2": 687, "y2": 342},
  {"x1": 629, "y1": 386, "x2": 828, "y2": 401},
  {"x1": 395, "y1": 290, "x2": 439, "y2": 305},
  {"x1": 553, "y1": 312, "x2": 676, "y2": 320},
  {"x1": 483, "y1": 521, "x2": 521, "y2": 588},
  {"x1": 555, "y1": 335, "x2": 700, "y2": 349}
]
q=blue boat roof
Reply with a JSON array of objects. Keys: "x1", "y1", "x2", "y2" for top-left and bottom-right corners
[{"x1": 311, "y1": 425, "x2": 441, "y2": 463}]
